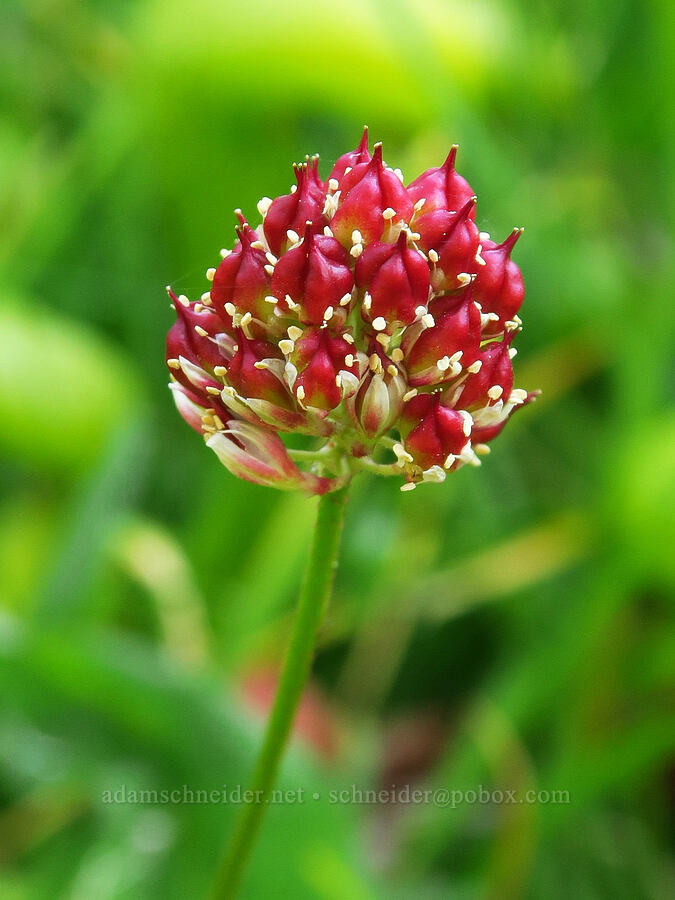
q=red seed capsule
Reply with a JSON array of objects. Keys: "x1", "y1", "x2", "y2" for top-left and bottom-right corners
[
  {"x1": 263, "y1": 158, "x2": 327, "y2": 256},
  {"x1": 270, "y1": 224, "x2": 354, "y2": 327},
  {"x1": 407, "y1": 145, "x2": 475, "y2": 218},
  {"x1": 399, "y1": 393, "x2": 471, "y2": 471},
  {"x1": 355, "y1": 231, "x2": 430, "y2": 330},
  {"x1": 330, "y1": 144, "x2": 413, "y2": 247}
]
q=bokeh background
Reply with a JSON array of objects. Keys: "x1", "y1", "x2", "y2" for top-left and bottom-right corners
[{"x1": 1, "y1": 0, "x2": 674, "y2": 897}]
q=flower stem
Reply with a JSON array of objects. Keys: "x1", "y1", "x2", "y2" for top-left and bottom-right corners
[{"x1": 210, "y1": 484, "x2": 350, "y2": 899}]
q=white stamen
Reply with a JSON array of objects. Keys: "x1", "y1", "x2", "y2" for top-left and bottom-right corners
[
  {"x1": 387, "y1": 364, "x2": 398, "y2": 377},
  {"x1": 467, "y1": 360, "x2": 482, "y2": 374},
  {"x1": 400, "y1": 482, "x2": 416, "y2": 492},
  {"x1": 287, "y1": 325, "x2": 303, "y2": 342},
  {"x1": 351, "y1": 230, "x2": 363, "y2": 245},
  {"x1": 382, "y1": 207, "x2": 396, "y2": 220},
  {"x1": 363, "y1": 292, "x2": 372, "y2": 311},
  {"x1": 509, "y1": 347, "x2": 518, "y2": 359},
  {"x1": 393, "y1": 443, "x2": 414, "y2": 464},
  {"x1": 286, "y1": 230, "x2": 300, "y2": 244},
  {"x1": 323, "y1": 306, "x2": 334, "y2": 322},
  {"x1": 457, "y1": 272, "x2": 472, "y2": 287},
  {"x1": 296, "y1": 385, "x2": 305, "y2": 400},
  {"x1": 328, "y1": 178, "x2": 339, "y2": 191},
  {"x1": 481, "y1": 312, "x2": 500, "y2": 327},
  {"x1": 421, "y1": 313, "x2": 435, "y2": 329},
  {"x1": 444, "y1": 454, "x2": 457, "y2": 469},
  {"x1": 224, "y1": 302, "x2": 236, "y2": 316},
  {"x1": 214, "y1": 366, "x2": 227, "y2": 377},
  {"x1": 177, "y1": 294, "x2": 190, "y2": 307},
  {"x1": 428, "y1": 249, "x2": 439, "y2": 264},
  {"x1": 339, "y1": 292, "x2": 352, "y2": 307},
  {"x1": 240, "y1": 312, "x2": 252, "y2": 327},
  {"x1": 350, "y1": 244, "x2": 363, "y2": 258},
  {"x1": 257, "y1": 197, "x2": 272, "y2": 217},
  {"x1": 265, "y1": 252, "x2": 278, "y2": 265},
  {"x1": 459, "y1": 410, "x2": 473, "y2": 436},
  {"x1": 343, "y1": 333, "x2": 354, "y2": 344},
  {"x1": 413, "y1": 198, "x2": 426, "y2": 212},
  {"x1": 488, "y1": 385, "x2": 503, "y2": 401},
  {"x1": 264, "y1": 264, "x2": 275, "y2": 276},
  {"x1": 206, "y1": 268, "x2": 216, "y2": 282},
  {"x1": 391, "y1": 348, "x2": 404, "y2": 363},
  {"x1": 279, "y1": 339, "x2": 294, "y2": 355},
  {"x1": 264, "y1": 295, "x2": 277, "y2": 305},
  {"x1": 323, "y1": 226, "x2": 334, "y2": 237},
  {"x1": 403, "y1": 388, "x2": 417, "y2": 402},
  {"x1": 344, "y1": 354, "x2": 354, "y2": 367},
  {"x1": 167, "y1": 358, "x2": 180, "y2": 370},
  {"x1": 372, "y1": 316, "x2": 386, "y2": 331},
  {"x1": 206, "y1": 385, "x2": 221, "y2": 396},
  {"x1": 194, "y1": 325, "x2": 208, "y2": 337},
  {"x1": 219, "y1": 248, "x2": 231, "y2": 258}
]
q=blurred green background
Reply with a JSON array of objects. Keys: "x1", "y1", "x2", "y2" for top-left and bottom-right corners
[{"x1": 1, "y1": 0, "x2": 674, "y2": 897}]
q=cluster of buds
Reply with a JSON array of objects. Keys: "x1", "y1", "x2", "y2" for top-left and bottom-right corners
[{"x1": 166, "y1": 130, "x2": 535, "y2": 493}]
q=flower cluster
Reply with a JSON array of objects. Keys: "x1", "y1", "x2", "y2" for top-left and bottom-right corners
[{"x1": 166, "y1": 130, "x2": 535, "y2": 493}]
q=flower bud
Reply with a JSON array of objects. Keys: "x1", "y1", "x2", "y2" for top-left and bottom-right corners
[
  {"x1": 206, "y1": 420, "x2": 335, "y2": 494},
  {"x1": 330, "y1": 144, "x2": 413, "y2": 247},
  {"x1": 285, "y1": 327, "x2": 361, "y2": 411},
  {"x1": 166, "y1": 290, "x2": 227, "y2": 374},
  {"x1": 471, "y1": 229, "x2": 525, "y2": 329},
  {"x1": 355, "y1": 231, "x2": 430, "y2": 331},
  {"x1": 328, "y1": 126, "x2": 371, "y2": 185},
  {"x1": 398, "y1": 393, "x2": 472, "y2": 471},
  {"x1": 169, "y1": 382, "x2": 219, "y2": 433},
  {"x1": 349, "y1": 342, "x2": 406, "y2": 437},
  {"x1": 263, "y1": 157, "x2": 327, "y2": 256},
  {"x1": 270, "y1": 224, "x2": 354, "y2": 326},
  {"x1": 221, "y1": 329, "x2": 310, "y2": 431},
  {"x1": 210, "y1": 224, "x2": 271, "y2": 330},
  {"x1": 403, "y1": 293, "x2": 482, "y2": 387},
  {"x1": 417, "y1": 198, "x2": 480, "y2": 289},
  {"x1": 406, "y1": 146, "x2": 475, "y2": 217},
  {"x1": 165, "y1": 291, "x2": 232, "y2": 415}
]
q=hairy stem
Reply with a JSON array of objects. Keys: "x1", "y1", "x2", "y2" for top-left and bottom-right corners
[{"x1": 210, "y1": 484, "x2": 350, "y2": 899}]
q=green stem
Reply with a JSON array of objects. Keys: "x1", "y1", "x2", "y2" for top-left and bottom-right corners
[{"x1": 210, "y1": 483, "x2": 350, "y2": 899}]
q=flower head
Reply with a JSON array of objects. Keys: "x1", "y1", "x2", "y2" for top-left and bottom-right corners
[{"x1": 166, "y1": 133, "x2": 535, "y2": 492}]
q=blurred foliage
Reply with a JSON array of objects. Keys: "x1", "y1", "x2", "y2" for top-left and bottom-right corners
[{"x1": 1, "y1": 0, "x2": 674, "y2": 897}]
